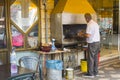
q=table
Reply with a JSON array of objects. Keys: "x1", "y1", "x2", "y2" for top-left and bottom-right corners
[
  {"x1": 0, "y1": 64, "x2": 35, "y2": 80},
  {"x1": 35, "y1": 50, "x2": 69, "y2": 80},
  {"x1": 36, "y1": 50, "x2": 67, "y2": 58},
  {"x1": 82, "y1": 46, "x2": 88, "y2": 60}
]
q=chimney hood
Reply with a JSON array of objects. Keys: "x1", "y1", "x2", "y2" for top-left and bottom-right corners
[
  {"x1": 52, "y1": 0, "x2": 96, "y2": 14},
  {"x1": 51, "y1": 0, "x2": 97, "y2": 24},
  {"x1": 50, "y1": 0, "x2": 97, "y2": 45}
]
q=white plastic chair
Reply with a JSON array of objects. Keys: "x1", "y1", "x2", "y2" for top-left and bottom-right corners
[{"x1": 19, "y1": 56, "x2": 39, "y2": 72}]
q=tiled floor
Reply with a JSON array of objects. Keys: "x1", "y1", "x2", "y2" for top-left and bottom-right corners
[
  {"x1": 100, "y1": 47, "x2": 118, "y2": 57},
  {"x1": 38, "y1": 57, "x2": 120, "y2": 80},
  {"x1": 37, "y1": 47, "x2": 120, "y2": 80},
  {"x1": 62, "y1": 46, "x2": 120, "y2": 80},
  {"x1": 72, "y1": 57, "x2": 120, "y2": 80}
]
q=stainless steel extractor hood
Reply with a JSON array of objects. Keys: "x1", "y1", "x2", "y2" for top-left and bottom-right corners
[
  {"x1": 50, "y1": 0, "x2": 97, "y2": 46},
  {"x1": 52, "y1": 0, "x2": 97, "y2": 24}
]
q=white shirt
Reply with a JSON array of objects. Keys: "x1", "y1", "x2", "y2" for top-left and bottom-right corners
[{"x1": 86, "y1": 20, "x2": 100, "y2": 43}]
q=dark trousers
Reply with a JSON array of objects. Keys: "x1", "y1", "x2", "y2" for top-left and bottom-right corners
[{"x1": 87, "y1": 42, "x2": 100, "y2": 76}]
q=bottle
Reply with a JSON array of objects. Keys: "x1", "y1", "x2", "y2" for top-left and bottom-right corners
[
  {"x1": 51, "y1": 38, "x2": 57, "y2": 52},
  {"x1": 10, "y1": 47, "x2": 18, "y2": 74}
]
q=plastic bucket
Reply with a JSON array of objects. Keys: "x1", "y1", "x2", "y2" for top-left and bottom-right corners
[
  {"x1": 98, "y1": 52, "x2": 100, "y2": 64},
  {"x1": 65, "y1": 68, "x2": 74, "y2": 80},
  {"x1": 46, "y1": 60, "x2": 63, "y2": 80},
  {"x1": 46, "y1": 60, "x2": 63, "y2": 70},
  {"x1": 81, "y1": 59, "x2": 87, "y2": 72},
  {"x1": 47, "y1": 69, "x2": 62, "y2": 80}
]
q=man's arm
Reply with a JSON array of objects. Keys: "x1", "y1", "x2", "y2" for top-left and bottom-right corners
[
  {"x1": 84, "y1": 33, "x2": 91, "y2": 38},
  {"x1": 77, "y1": 32, "x2": 90, "y2": 38}
]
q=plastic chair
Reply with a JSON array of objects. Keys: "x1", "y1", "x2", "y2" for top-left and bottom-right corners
[
  {"x1": 19, "y1": 56, "x2": 39, "y2": 72},
  {"x1": 7, "y1": 72, "x2": 35, "y2": 80}
]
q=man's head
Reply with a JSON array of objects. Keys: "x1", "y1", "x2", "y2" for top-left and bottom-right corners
[{"x1": 84, "y1": 13, "x2": 92, "y2": 23}]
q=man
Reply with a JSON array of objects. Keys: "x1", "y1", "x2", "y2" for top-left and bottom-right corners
[{"x1": 80, "y1": 13, "x2": 100, "y2": 78}]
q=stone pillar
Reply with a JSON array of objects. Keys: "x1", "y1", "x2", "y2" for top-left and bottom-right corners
[
  {"x1": 40, "y1": 0, "x2": 54, "y2": 44},
  {"x1": 118, "y1": 0, "x2": 120, "y2": 56},
  {"x1": 119, "y1": 0, "x2": 120, "y2": 33}
]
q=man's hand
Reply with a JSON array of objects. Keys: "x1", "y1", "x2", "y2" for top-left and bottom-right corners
[{"x1": 77, "y1": 31, "x2": 85, "y2": 37}]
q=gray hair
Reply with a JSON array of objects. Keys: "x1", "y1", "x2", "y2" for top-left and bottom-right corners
[{"x1": 84, "y1": 13, "x2": 92, "y2": 20}]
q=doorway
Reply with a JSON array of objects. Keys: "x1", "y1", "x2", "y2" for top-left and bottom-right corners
[{"x1": 88, "y1": 0, "x2": 119, "y2": 59}]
